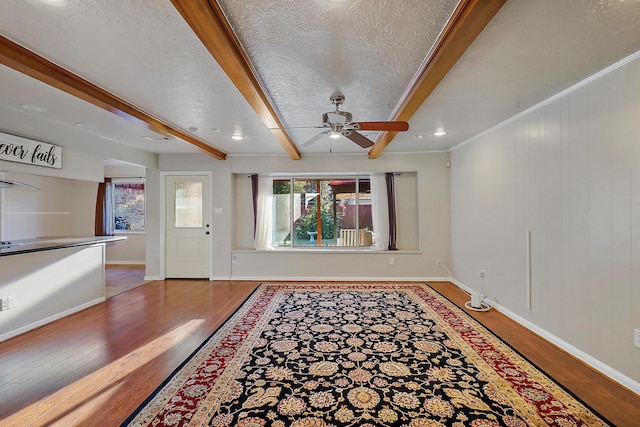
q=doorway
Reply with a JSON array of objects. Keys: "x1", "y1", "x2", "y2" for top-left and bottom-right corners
[{"x1": 165, "y1": 174, "x2": 212, "y2": 278}]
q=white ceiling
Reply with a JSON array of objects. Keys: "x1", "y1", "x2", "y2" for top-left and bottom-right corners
[{"x1": 1, "y1": 0, "x2": 640, "y2": 165}]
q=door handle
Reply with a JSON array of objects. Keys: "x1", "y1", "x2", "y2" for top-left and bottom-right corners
[{"x1": 206, "y1": 231, "x2": 210, "y2": 235}]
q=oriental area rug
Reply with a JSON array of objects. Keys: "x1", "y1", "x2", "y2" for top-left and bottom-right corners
[{"x1": 123, "y1": 283, "x2": 610, "y2": 427}]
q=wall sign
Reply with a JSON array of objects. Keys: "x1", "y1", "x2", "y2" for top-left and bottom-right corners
[{"x1": 0, "y1": 132, "x2": 62, "y2": 169}]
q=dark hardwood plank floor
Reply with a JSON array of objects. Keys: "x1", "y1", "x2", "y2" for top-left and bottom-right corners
[{"x1": 0, "y1": 276, "x2": 638, "y2": 426}]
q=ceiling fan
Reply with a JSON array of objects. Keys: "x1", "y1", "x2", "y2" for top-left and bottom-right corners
[{"x1": 301, "y1": 93, "x2": 409, "y2": 148}]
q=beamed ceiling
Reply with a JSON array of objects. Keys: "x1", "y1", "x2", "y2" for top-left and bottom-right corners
[{"x1": 1, "y1": 0, "x2": 640, "y2": 164}]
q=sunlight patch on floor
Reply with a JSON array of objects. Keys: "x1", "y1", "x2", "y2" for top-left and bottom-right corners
[{"x1": 3, "y1": 319, "x2": 205, "y2": 426}]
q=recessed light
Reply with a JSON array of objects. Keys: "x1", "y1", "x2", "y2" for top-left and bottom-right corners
[
  {"x1": 40, "y1": 0, "x2": 69, "y2": 6},
  {"x1": 97, "y1": 135, "x2": 119, "y2": 143},
  {"x1": 232, "y1": 135, "x2": 244, "y2": 141},
  {"x1": 75, "y1": 122, "x2": 96, "y2": 129},
  {"x1": 434, "y1": 130, "x2": 447, "y2": 136},
  {"x1": 21, "y1": 104, "x2": 48, "y2": 112}
]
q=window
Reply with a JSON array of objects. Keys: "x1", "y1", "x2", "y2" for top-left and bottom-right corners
[
  {"x1": 173, "y1": 181, "x2": 202, "y2": 228},
  {"x1": 272, "y1": 177, "x2": 373, "y2": 248},
  {"x1": 113, "y1": 180, "x2": 145, "y2": 231}
]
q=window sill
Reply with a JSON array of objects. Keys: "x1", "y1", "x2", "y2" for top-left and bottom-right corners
[
  {"x1": 232, "y1": 248, "x2": 422, "y2": 254},
  {"x1": 114, "y1": 230, "x2": 146, "y2": 235}
]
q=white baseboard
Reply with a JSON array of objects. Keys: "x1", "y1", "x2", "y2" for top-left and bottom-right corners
[
  {"x1": 106, "y1": 260, "x2": 145, "y2": 265},
  {"x1": 449, "y1": 279, "x2": 640, "y2": 395},
  {"x1": 143, "y1": 275, "x2": 164, "y2": 281},
  {"x1": 0, "y1": 297, "x2": 105, "y2": 342}
]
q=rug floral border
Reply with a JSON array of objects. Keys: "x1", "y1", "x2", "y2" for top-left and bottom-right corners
[{"x1": 123, "y1": 283, "x2": 610, "y2": 427}]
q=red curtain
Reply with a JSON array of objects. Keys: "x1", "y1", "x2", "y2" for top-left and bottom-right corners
[{"x1": 95, "y1": 178, "x2": 114, "y2": 236}]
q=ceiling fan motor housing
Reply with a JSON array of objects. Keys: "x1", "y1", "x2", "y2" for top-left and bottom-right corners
[{"x1": 322, "y1": 111, "x2": 352, "y2": 126}]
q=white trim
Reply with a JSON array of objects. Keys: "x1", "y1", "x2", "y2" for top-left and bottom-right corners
[
  {"x1": 231, "y1": 249, "x2": 423, "y2": 255},
  {"x1": 106, "y1": 260, "x2": 145, "y2": 265},
  {"x1": 450, "y1": 49, "x2": 640, "y2": 152},
  {"x1": 0, "y1": 297, "x2": 105, "y2": 342},
  {"x1": 449, "y1": 279, "x2": 640, "y2": 395},
  {"x1": 143, "y1": 275, "x2": 164, "y2": 281},
  {"x1": 450, "y1": 278, "x2": 473, "y2": 294}
]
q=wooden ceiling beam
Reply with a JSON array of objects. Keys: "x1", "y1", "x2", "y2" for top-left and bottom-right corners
[
  {"x1": 170, "y1": 0, "x2": 301, "y2": 160},
  {"x1": 368, "y1": 0, "x2": 507, "y2": 159},
  {"x1": 0, "y1": 35, "x2": 227, "y2": 160}
]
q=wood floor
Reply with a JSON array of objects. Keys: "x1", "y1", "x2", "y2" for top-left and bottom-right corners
[
  {"x1": 104, "y1": 264, "x2": 148, "y2": 298},
  {"x1": 0, "y1": 272, "x2": 638, "y2": 426}
]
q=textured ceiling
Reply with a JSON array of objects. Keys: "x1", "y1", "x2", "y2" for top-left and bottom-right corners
[
  {"x1": 392, "y1": 0, "x2": 640, "y2": 152},
  {"x1": 1, "y1": 0, "x2": 640, "y2": 164},
  {"x1": 217, "y1": 0, "x2": 458, "y2": 152}
]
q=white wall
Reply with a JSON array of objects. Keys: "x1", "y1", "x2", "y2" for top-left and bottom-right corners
[
  {"x1": 105, "y1": 233, "x2": 145, "y2": 264},
  {"x1": 148, "y1": 152, "x2": 451, "y2": 280},
  {"x1": 2, "y1": 172, "x2": 97, "y2": 240},
  {"x1": 451, "y1": 54, "x2": 640, "y2": 388}
]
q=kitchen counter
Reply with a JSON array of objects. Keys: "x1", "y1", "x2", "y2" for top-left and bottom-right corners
[
  {"x1": 0, "y1": 235, "x2": 126, "y2": 341},
  {"x1": 0, "y1": 235, "x2": 125, "y2": 256}
]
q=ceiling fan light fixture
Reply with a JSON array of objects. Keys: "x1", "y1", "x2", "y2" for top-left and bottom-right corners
[
  {"x1": 329, "y1": 132, "x2": 341, "y2": 139},
  {"x1": 232, "y1": 134, "x2": 244, "y2": 141}
]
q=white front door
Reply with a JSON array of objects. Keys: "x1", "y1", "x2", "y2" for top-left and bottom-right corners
[{"x1": 165, "y1": 175, "x2": 211, "y2": 278}]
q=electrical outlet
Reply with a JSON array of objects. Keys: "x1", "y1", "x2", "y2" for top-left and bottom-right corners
[
  {"x1": 232, "y1": 255, "x2": 237, "y2": 264},
  {"x1": 436, "y1": 257, "x2": 442, "y2": 267},
  {"x1": 634, "y1": 329, "x2": 640, "y2": 348},
  {"x1": 0, "y1": 296, "x2": 13, "y2": 311},
  {"x1": 389, "y1": 257, "x2": 395, "y2": 266},
  {"x1": 480, "y1": 270, "x2": 485, "y2": 279}
]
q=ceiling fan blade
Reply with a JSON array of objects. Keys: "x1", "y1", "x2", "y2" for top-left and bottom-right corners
[
  {"x1": 354, "y1": 121, "x2": 409, "y2": 132},
  {"x1": 343, "y1": 130, "x2": 374, "y2": 148},
  {"x1": 302, "y1": 130, "x2": 330, "y2": 146}
]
